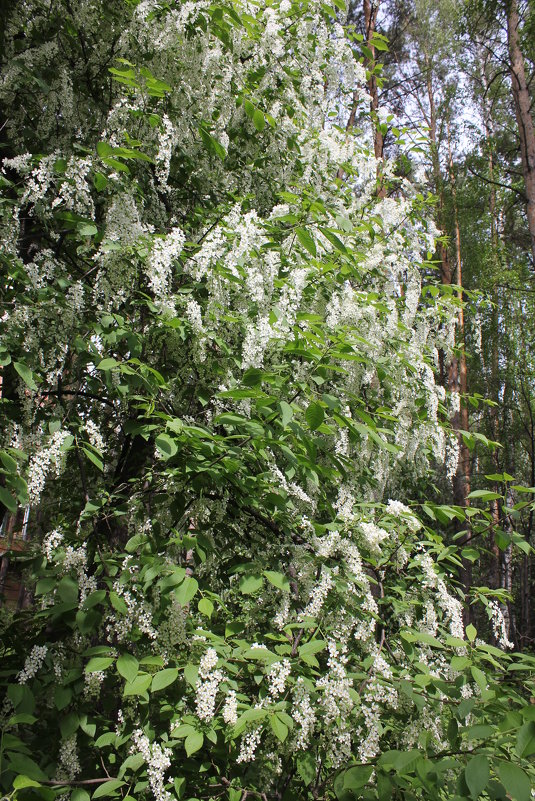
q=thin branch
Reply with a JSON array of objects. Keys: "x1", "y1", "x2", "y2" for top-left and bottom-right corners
[
  {"x1": 466, "y1": 164, "x2": 527, "y2": 199},
  {"x1": 41, "y1": 389, "x2": 117, "y2": 409},
  {"x1": 40, "y1": 778, "x2": 117, "y2": 787}
]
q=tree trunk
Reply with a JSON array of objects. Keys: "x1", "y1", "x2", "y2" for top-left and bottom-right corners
[
  {"x1": 507, "y1": 0, "x2": 535, "y2": 267},
  {"x1": 342, "y1": 1, "x2": 384, "y2": 194},
  {"x1": 447, "y1": 122, "x2": 471, "y2": 504},
  {"x1": 363, "y1": 0, "x2": 385, "y2": 166}
]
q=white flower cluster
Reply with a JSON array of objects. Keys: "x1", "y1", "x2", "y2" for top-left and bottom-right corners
[
  {"x1": 291, "y1": 678, "x2": 316, "y2": 750},
  {"x1": 300, "y1": 570, "x2": 333, "y2": 619},
  {"x1": 106, "y1": 557, "x2": 158, "y2": 642},
  {"x1": 386, "y1": 499, "x2": 421, "y2": 531},
  {"x1": 155, "y1": 114, "x2": 178, "y2": 186},
  {"x1": 269, "y1": 463, "x2": 312, "y2": 506},
  {"x1": 17, "y1": 645, "x2": 47, "y2": 684},
  {"x1": 62, "y1": 543, "x2": 97, "y2": 604},
  {"x1": 316, "y1": 640, "x2": 354, "y2": 767},
  {"x1": 42, "y1": 528, "x2": 64, "y2": 561},
  {"x1": 273, "y1": 595, "x2": 290, "y2": 630},
  {"x1": 357, "y1": 652, "x2": 398, "y2": 763},
  {"x1": 132, "y1": 729, "x2": 172, "y2": 801},
  {"x1": 236, "y1": 723, "x2": 262, "y2": 764},
  {"x1": 146, "y1": 227, "x2": 185, "y2": 301},
  {"x1": 83, "y1": 670, "x2": 105, "y2": 700},
  {"x1": 489, "y1": 600, "x2": 514, "y2": 650},
  {"x1": 445, "y1": 433, "x2": 460, "y2": 480},
  {"x1": 334, "y1": 483, "x2": 356, "y2": 525},
  {"x1": 157, "y1": 595, "x2": 187, "y2": 654},
  {"x1": 185, "y1": 297, "x2": 207, "y2": 362},
  {"x1": 267, "y1": 659, "x2": 291, "y2": 700},
  {"x1": 84, "y1": 419, "x2": 106, "y2": 453},
  {"x1": 418, "y1": 554, "x2": 464, "y2": 639},
  {"x1": 51, "y1": 156, "x2": 94, "y2": 216},
  {"x1": 27, "y1": 429, "x2": 70, "y2": 505},
  {"x1": 56, "y1": 734, "x2": 81, "y2": 781},
  {"x1": 195, "y1": 648, "x2": 225, "y2": 722},
  {"x1": 222, "y1": 690, "x2": 238, "y2": 726},
  {"x1": 360, "y1": 521, "x2": 390, "y2": 552},
  {"x1": 198, "y1": 647, "x2": 218, "y2": 677}
]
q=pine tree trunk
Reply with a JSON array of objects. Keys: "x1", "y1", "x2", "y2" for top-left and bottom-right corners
[
  {"x1": 507, "y1": 0, "x2": 535, "y2": 266},
  {"x1": 342, "y1": 1, "x2": 384, "y2": 194}
]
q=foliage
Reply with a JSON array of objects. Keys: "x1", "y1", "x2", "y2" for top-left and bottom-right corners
[{"x1": 1, "y1": 1, "x2": 535, "y2": 800}]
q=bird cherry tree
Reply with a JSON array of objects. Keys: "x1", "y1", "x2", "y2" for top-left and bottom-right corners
[{"x1": 0, "y1": 1, "x2": 534, "y2": 800}]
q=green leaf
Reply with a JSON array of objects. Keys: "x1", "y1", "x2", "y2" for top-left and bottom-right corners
[
  {"x1": 470, "y1": 666, "x2": 487, "y2": 692},
  {"x1": 184, "y1": 730, "x2": 204, "y2": 756},
  {"x1": 497, "y1": 762, "x2": 531, "y2": 801},
  {"x1": 116, "y1": 653, "x2": 139, "y2": 684},
  {"x1": 13, "y1": 776, "x2": 42, "y2": 789},
  {"x1": 58, "y1": 575, "x2": 78, "y2": 603},
  {"x1": 94, "y1": 733, "x2": 116, "y2": 748},
  {"x1": 198, "y1": 597, "x2": 214, "y2": 617},
  {"x1": 96, "y1": 358, "x2": 118, "y2": 371},
  {"x1": 123, "y1": 673, "x2": 152, "y2": 698},
  {"x1": 118, "y1": 753, "x2": 144, "y2": 778},
  {"x1": 242, "y1": 368, "x2": 264, "y2": 386},
  {"x1": 0, "y1": 486, "x2": 17, "y2": 512},
  {"x1": 342, "y1": 765, "x2": 374, "y2": 790},
  {"x1": 92, "y1": 779, "x2": 126, "y2": 799},
  {"x1": 270, "y1": 713, "x2": 288, "y2": 742},
  {"x1": 80, "y1": 716, "x2": 96, "y2": 737},
  {"x1": 175, "y1": 576, "x2": 199, "y2": 605},
  {"x1": 97, "y1": 141, "x2": 114, "y2": 157},
  {"x1": 155, "y1": 432, "x2": 178, "y2": 459},
  {"x1": 238, "y1": 573, "x2": 263, "y2": 594},
  {"x1": 14, "y1": 362, "x2": 38, "y2": 390},
  {"x1": 152, "y1": 668, "x2": 179, "y2": 692},
  {"x1": 184, "y1": 663, "x2": 198, "y2": 687},
  {"x1": 54, "y1": 686, "x2": 72, "y2": 711},
  {"x1": 60, "y1": 712, "x2": 79, "y2": 739},
  {"x1": 79, "y1": 223, "x2": 98, "y2": 236},
  {"x1": 110, "y1": 592, "x2": 128, "y2": 615},
  {"x1": 516, "y1": 721, "x2": 535, "y2": 757},
  {"x1": 296, "y1": 227, "x2": 317, "y2": 257},
  {"x1": 6, "y1": 753, "x2": 48, "y2": 781},
  {"x1": 8, "y1": 713, "x2": 37, "y2": 725},
  {"x1": 465, "y1": 755, "x2": 489, "y2": 799},
  {"x1": 466, "y1": 624, "x2": 477, "y2": 642},
  {"x1": 305, "y1": 401, "x2": 324, "y2": 430},
  {"x1": 81, "y1": 447, "x2": 104, "y2": 472},
  {"x1": 93, "y1": 173, "x2": 108, "y2": 191},
  {"x1": 299, "y1": 640, "x2": 326, "y2": 657},
  {"x1": 264, "y1": 571, "x2": 290, "y2": 592},
  {"x1": 225, "y1": 620, "x2": 245, "y2": 638},
  {"x1": 318, "y1": 226, "x2": 347, "y2": 254},
  {"x1": 0, "y1": 450, "x2": 18, "y2": 473},
  {"x1": 279, "y1": 401, "x2": 293, "y2": 428},
  {"x1": 253, "y1": 109, "x2": 266, "y2": 131},
  {"x1": 370, "y1": 36, "x2": 389, "y2": 51},
  {"x1": 297, "y1": 752, "x2": 316, "y2": 786},
  {"x1": 198, "y1": 126, "x2": 226, "y2": 160},
  {"x1": 72, "y1": 790, "x2": 91, "y2": 801},
  {"x1": 102, "y1": 157, "x2": 129, "y2": 173},
  {"x1": 86, "y1": 657, "x2": 114, "y2": 674},
  {"x1": 467, "y1": 490, "x2": 502, "y2": 501}
]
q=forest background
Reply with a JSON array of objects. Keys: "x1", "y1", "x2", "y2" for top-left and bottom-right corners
[{"x1": 357, "y1": 0, "x2": 535, "y2": 650}]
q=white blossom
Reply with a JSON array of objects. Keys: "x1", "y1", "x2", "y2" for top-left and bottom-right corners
[
  {"x1": 222, "y1": 690, "x2": 238, "y2": 725},
  {"x1": 132, "y1": 729, "x2": 172, "y2": 801},
  {"x1": 17, "y1": 645, "x2": 48, "y2": 684}
]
